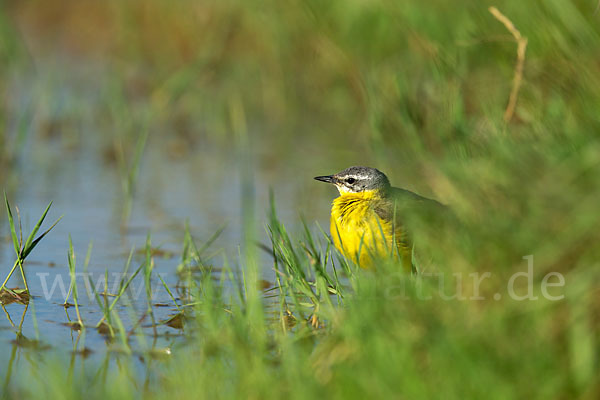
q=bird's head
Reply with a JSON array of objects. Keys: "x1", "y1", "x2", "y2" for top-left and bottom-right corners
[{"x1": 314, "y1": 166, "x2": 390, "y2": 195}]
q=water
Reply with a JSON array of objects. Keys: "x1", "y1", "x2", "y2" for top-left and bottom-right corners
[{"x1": 0, "y1": 120, "x2": 335, "y2": 380}]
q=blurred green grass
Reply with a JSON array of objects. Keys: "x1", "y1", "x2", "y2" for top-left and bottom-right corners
[
  {"x1": 2, "y1": 0, "x2": 598, "y2": 165},
  {"x1": 1, "y1": 0, "x2": 599, "y2": 398}
]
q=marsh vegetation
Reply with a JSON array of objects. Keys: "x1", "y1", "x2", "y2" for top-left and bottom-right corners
[{"x1": 1, "y1": 1, "x2": 599, "y2": 399}]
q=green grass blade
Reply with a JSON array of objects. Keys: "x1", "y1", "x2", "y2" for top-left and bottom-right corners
[
  {"x1": 196, "y1": 223, "x2": 227, "y2": 258},
  {"x1": 4, "y1": 192, "x2": 20, "y2": 256},
  {"x1": 65, "y1": 235, "x2": 76, "y2": 304},
  {"x1": 21, "y1": 216, "x2": 63, "y2": 259},
  {"x1": 109, "y1": 262, "x2": 144, "y2": 313},
  {"x1": 110, "y1": 310, "x2": 131, "y2": 354},
  {"x1": 95, "y1": 262, "x2": 144, "y2": 329},
  {"x1": 83, "y1": 241, "x2": 94, "y2": 274},
  {"x1": 22, "y1": 201, "x2": 53, "y2": 253},
  {"x1": 158, "y1": 274, "x2": 181, "y2": 311}
]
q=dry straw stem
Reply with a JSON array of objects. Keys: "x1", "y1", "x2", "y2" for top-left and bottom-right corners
[{"x1": 488, "y1": 6, "x2": 528, "y2": 123}]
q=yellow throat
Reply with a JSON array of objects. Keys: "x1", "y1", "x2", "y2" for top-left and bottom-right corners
[{"x1": 329, "y1": 190, "x2": 412, "y2": 271}]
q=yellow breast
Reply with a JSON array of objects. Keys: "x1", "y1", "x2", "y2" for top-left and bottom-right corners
[{"x1": 329, "y1": 191, "x2": 412, "y2": 271}]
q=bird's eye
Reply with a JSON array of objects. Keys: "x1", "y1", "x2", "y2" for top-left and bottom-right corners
[{"x1": 346, "y1": 178, "x2": 356, "y2": 184}]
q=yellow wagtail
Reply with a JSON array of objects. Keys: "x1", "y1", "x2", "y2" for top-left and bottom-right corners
[{"x1": 315, "y1": 166, "x2": 444, "y2": 272}]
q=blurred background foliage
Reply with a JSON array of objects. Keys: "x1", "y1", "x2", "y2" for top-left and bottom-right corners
[
  {"x1": 2, "y1": 0, "x2": 598, "y2": 166},
  {"x1": 2, "y1": 0, "x2": 598, "y2": 272},
  {"x1": 0, "y1": 0, "x2": 599, "y2": 398}
]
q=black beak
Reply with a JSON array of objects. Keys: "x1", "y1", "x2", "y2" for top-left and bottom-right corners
[{"x1": 314, "y1": 175, "x2": 335, "y2": 183}]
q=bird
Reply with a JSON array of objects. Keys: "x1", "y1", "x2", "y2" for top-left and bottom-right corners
[{"x1": 314, "y1": 166, "x2": 444, "y2": 272}]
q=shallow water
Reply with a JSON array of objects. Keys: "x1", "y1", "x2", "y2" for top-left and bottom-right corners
[{"x1": 0, "y1": 116, "x2": 335, "y2": 382}]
